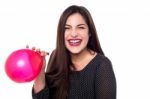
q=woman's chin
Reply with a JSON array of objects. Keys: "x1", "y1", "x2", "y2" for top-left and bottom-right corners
[{"x1": 69, "y1": 51, "x2": 81, "y2": 55}]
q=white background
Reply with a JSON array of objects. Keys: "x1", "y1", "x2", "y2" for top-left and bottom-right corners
[{"x1": 0, "y1": 0, "x2": 150, "y2": 99}]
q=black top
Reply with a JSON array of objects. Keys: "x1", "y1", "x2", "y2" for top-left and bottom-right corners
[{"x1": 32, "y1": 54, "x2": 116, "y2": 99}]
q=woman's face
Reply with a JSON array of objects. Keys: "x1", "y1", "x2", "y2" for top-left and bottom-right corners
[{"x1": 64, "y1": 13, "x2": 89, "y2": 54}]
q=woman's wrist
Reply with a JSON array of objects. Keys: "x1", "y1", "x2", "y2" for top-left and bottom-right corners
[{"x1": 33, "y1": 73, "x2": 46, "y2": 93}]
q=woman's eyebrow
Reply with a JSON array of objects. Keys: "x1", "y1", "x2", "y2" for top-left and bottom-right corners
[
  {"x1": 65, "y1": 24, "x2": 71, "y2": 27},
  {"x1": 65, "y1": 24, "x2": 86, "y2": 27},
  {"x1": 77, "y1": 24, "x2": 86, "y2": 26}
]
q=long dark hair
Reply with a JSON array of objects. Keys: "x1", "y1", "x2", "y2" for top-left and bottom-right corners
[{"x1": 46, "y1": 5, "x2": 104, "y2": 99}]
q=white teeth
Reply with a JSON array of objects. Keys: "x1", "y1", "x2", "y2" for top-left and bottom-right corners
[{"x1": 69, "y1": 40, "x2": 80, "y2": 43}]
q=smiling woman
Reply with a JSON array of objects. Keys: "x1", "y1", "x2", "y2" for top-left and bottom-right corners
[
  {"x1": 64, "y1": 13, "x2": 89, "y2": 55},
  {"x1": 32, "y1": 5, "x2": 116, "y2": 99}
]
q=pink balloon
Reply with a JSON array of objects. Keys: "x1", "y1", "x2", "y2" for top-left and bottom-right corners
[{"x1": 5, "y1": 49, "x2": 43, "y2": 83}]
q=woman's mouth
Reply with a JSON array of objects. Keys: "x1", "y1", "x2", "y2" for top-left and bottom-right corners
[{"x1": 68, "y1": 39, "x2": 82, "y2": 46}]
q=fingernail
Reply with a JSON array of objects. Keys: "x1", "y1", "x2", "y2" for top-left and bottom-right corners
[
  {"x1": 32, "y1": 47, "x2": 35, "y2": 50},
  {"x1": 46, "y1": 52, "x2": 49, "y2": 55},
  {"x1": 26, "y1": 45, "x2": 29, "y2": 48}
]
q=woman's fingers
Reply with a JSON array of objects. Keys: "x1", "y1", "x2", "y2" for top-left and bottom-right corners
[
  {"x1": 25, "y1": 45, "x2": 49, "y2": 57},
  {"x1": 27, "y1": 45, "x2": 36, "y2": 51},
  {"x1": 40, "y1": 51, "x2": 49, "y2": 56}
]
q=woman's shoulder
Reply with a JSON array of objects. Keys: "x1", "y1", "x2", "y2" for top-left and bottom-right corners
[
  {"x1": 95, "y1": 53, "x2": 111, "y2": 62},
  {"x1": 94, "y1": 53, "x2": 113, "y2": 68}
]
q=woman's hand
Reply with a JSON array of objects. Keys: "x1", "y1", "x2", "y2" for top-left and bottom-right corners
[{"x1": 26, "y1": 45, "x2": 49, "y2": 93}]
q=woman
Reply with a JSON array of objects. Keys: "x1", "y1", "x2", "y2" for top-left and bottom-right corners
[{"x1": 32, "y1": 5, "x2": 116, "y2": 99}]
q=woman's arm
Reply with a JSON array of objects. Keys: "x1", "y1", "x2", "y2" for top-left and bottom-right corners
[
  {"x1": 33, "y1": 58, "x2": 46, "y2": 93},
  {"x1": 95, "y1": 56, "x2": 116, "y2": 99},
  {"x1": 31, "y1": 48, "x2": 50, "y2": 99},
  {"x1": 32, "y1": 58, "x2": 50, "y2": 99}
]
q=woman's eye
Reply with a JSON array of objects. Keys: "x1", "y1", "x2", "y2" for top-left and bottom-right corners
[
  {"x1": 79, "y1": 27, "x2": 85, "y2": 29},
  {"x1": 65, "y1": 27, "x2": 70, "y2": 30}
]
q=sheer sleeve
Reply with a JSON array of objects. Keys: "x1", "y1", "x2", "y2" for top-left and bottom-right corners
[
  {"x1": 32, "y1": 85, "x2": 50, "y2": 99},
  {"x1": 95, "y1": 56, "x2": 116, "y2": 99}
]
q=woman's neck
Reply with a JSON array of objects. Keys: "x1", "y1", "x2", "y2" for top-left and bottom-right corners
[{"x1": 70, "y1": 48, "x2": 97, "y2": 71}]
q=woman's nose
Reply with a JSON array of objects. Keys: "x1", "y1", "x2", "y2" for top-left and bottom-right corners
[{"x1": 71, "y1": 29, "x2": 78, "y2": 37}]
